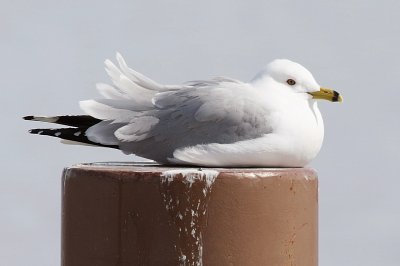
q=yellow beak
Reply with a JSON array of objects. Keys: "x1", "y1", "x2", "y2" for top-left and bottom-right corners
[{"x1": 308, "y1": 87, "x2": 343, "y2": 102}]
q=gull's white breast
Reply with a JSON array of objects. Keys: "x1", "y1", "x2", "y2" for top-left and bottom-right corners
[{"x1": 262, "y1": 98, "x2": 325, "y2": 167}]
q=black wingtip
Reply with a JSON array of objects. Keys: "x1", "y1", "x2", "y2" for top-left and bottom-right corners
[
  {"x1": 27, "y1": 127, "x2": 120, "y2": 150},
  {"x1": 23, "y1": 115, "x2": 34, "y2": 120},
  {"x1": 28, "y1": 128, "x2": 43, "y2": 134}
]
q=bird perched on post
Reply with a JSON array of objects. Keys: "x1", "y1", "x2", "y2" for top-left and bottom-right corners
[{"x1": 24, "y1": 53, "x2": 342, "y2": 167}]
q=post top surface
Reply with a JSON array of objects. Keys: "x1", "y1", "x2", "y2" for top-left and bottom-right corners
[{"x1": 65, "y1": 162, "x2": 317, "y2": 178}]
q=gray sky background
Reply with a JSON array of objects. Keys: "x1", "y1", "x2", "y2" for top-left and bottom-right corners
[{"x1": 1, "y1": 0, "x2": 399, "y2": 265}]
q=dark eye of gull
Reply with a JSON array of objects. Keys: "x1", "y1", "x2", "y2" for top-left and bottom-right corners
[{"x1": 286, "y1": 79, "x2": 296, "y2": 86}]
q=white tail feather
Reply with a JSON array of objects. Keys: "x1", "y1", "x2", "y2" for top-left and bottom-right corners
[
  {"x1": 96, "y1": 83, "x2": 129, "y2": 100},
  {"x1": 115, "y1": 52, "x2": 163, "y2": 91},
  {"x1": 80, "y1": 100, "x2": 138, "y2": 123},
  {"x1": 104, "y1": 58, "x2": 155, "y2": 106},
  {"x1": 104, "y1": 59, "x2": 123, "y2": 82},
  {"x1": 116, "y1": 75, "x2": 154, "y2": 102}
]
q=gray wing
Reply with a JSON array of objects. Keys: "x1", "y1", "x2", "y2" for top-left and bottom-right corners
[
  {"x1": 80, "y1": 54, "x2": 272, "y2": 163},
  {"x1": 117, "y1": 78, "x2": 272, "y2": 162}
]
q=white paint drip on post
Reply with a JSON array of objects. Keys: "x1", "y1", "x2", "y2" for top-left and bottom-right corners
[
  {"x1": 160, "y1": 169, "x2": 219, "y2": 266},
  {"x1": 161, "y1": 169, "x2": 218, "y2": 187}
]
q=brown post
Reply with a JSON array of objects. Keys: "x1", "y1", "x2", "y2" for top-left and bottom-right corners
[{"x1": 62, "y1": 163, "x2": 318, "y2": 266}]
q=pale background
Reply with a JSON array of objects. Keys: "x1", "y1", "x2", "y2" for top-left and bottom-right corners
[{"x1": 1, "y1": 0, "x2": 399, "y2": 265}]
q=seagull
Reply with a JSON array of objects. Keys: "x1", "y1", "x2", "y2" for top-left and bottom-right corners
[{"x1": 24, "y1": 53, "x2": 342, "y2": 167}]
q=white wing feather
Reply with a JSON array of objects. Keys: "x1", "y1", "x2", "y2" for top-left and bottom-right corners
[
  {"x1": 114, "y1": 116, "x2": 160, "y2": 142},
  {"x1": 81, "y1": 53, "x2": 173, "y2": 144}
]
